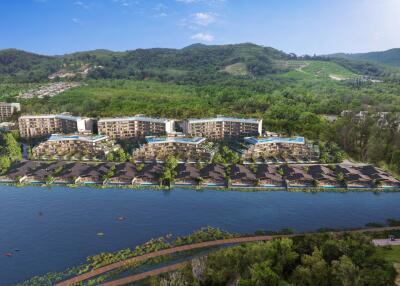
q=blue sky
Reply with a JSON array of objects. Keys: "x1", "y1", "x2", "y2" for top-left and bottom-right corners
[{"x1": 1, "y1": 0, "x2": 399, "y2": 55}]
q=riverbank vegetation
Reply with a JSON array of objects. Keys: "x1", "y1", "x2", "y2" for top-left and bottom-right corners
[
  {"x1": 147, "y1": 233, "x2": 398, "y2": 286},
  {"x1": 16, "y1": 227, "x2": 237, "y2": 286}
]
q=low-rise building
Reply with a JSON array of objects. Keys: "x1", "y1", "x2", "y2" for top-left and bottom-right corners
[
  {"x1": 240, "y1": 137, "x2": 319, "y2": 163},
  {"x1": 182, "y1": 116, "x2": 262, "y2": 139},
  {"x1": 32, "y1": 134, "x2": 120, "y2": 160},
  {"x1": 0, "y1": 122, "x2": 17, "y2": 131},
  {"x1": 19, "y1": 114, "x2": 93, "y2": 138},
  {"x1": 98, "y1": 116, "x2": 175, "y2": 139},
  {"x1": 132, "y1": 136, "x2": 215, "y2": 162},
  {"x1": 0, "y1": 102, "x2": 20, "y2": 121}
]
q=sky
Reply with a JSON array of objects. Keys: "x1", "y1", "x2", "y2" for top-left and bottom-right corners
[{"x1": 0, "y1": 0, "x2": 400, "y2": 55}]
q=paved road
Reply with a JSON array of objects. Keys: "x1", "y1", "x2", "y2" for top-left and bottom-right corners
[{"x1": 56, "y1": 226, "x2": 400, "y2": 286}]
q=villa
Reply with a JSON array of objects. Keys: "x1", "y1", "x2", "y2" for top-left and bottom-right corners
[
  {"x1": 199, "y1": 163, "x2": 226, "y2": 186},
  {"x1": 132, "y1": 136, "x2": 216, "y2": 163},
  {"x1": 255, "y1": 165, "x2": 284, "y2": 187},
  {"x1": 32, "y1": 134, "x2": 121, "y2": 161},
  {"x1": 175, "y1": 164, "x2": 202, "y2": 185},
  {"x1": 240, "y1": 136, "x2": 320, "y2": 163},
  {"x1": 182, "y1": 116, "x2": 262, "y2": 139},
  {"x1": 98, "y1": 116, "x2": 175, "y2": 139},
  {"x1": 229, "y1": 164, "x2": 257, "y2": 186},
  {"x1": 18, "y1": 114, "x2": 93, "y2": 138}
]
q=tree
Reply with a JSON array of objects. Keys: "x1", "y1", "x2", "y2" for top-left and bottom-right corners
[
  {"x1": 0, "y1": 132, "x2": 22, "y2": 161},
  {"x1": 114, "y1": 148, "x2": 127, "y2": 162},
  {"x1": 239, "y1": 261, "x2": 280, "y2": 286},
  {"x1": 0, "y1": 156, "x2": 11, "y2": 175},
  {"x1": 331, "y1": 256, "x2": 360, "y2": 286}
]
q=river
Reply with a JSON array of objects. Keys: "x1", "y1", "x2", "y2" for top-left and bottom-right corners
[{"x1": 1, "y1": 186, "x2": 400, "y2": 285}]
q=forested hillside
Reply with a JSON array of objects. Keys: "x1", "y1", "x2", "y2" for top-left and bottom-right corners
[
  {"x1": 0, "y1": 43, "x2": 397, "y2": 83},
  {"x1": 331, "y1": 48, "x2": 400, "y2": 68}
]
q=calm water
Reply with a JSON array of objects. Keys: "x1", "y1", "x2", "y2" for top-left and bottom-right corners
[{"x1": 1, "y1": 186, "x2": 400, "y2": 285}]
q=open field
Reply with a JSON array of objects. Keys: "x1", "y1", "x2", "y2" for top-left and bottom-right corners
[{"x1": 280, "y1": 60, "x2": 356, "y2": 80}]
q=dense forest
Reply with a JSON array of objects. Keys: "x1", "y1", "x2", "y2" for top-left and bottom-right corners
[{"x1": 144, "y1": 232, "x2": 397, "y2": 286}]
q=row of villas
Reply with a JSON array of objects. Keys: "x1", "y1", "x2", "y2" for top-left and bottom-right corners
[{"x1": 2, "y1": 161, "x2": 399, "y2": 189}]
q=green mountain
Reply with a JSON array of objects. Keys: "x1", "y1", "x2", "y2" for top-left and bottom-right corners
[
  {"x1": 0, "y1": 43, "x2": 394, "y2": 83},
  {"x1": 329, "y1": 48, "x2": 400, "y2": 67}
]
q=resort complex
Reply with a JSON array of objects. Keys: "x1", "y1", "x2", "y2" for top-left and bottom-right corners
[
  {"x1": 0, "y1": 102, "x2": 20, "y2": 121},
  {"x1": 18, "y1": 114, "x2": 93, "y2": 138},
  {"x1": 240, "y1": 137, "x2": 320, "y2": 163},
  {"x1": 98, "y1": 116, "x2": 175, "y2": 139},
  {"x1": 182, "y1": 116, "x2": 262, "y2": 139},
  {"x1": 32, "y1": 134, "x2": 121, "y2": 161},
  {"x1": 132, "y1": 136, "x2": 216, "y2": 163}
]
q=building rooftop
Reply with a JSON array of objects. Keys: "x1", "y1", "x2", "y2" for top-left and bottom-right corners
[
  {"x1": 145, "y1": 136, "x2": 206, "y2": 145},
  {"x1": 187, "y1": 116, "x2": 261, "y2": 124},
  {"x1": 244, "y1": 136, "x2": 305, "y2": 145},
  {"x1": 48, "y1": 134, "x2": 108, "y2": 143},
  {"x1": 19, "y1": 114, "x2": 85, "y2": 121},
  {"x1": 98, "y1": 116, "x2": 171, "y2": 124}
]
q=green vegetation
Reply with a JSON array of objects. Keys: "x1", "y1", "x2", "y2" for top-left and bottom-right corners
[
  {"x1": 376, "y1": 246, "x2": 400, "y2": 264},
  {"x1": 160, "y1": 155, "x2": 178, "y2": 186},
  {"x1": 0, "y1": 131, "x2": 22, "y2": 174},
  {"x1": 331, "y1": 48, "x2": 400, "y2": 68},
  {"x1": 149, "y1": 233, "x2": 397, "y2": 286},
  {"x1": 17, "y1": 227, "x2": 237, "y2": 286}
]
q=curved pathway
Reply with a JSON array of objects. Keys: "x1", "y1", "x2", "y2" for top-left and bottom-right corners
[{"x1": 56, "y1": 226, "x2": 400, "y2": 286}]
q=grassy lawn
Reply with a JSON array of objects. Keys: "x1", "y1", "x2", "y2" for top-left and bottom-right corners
[{"x1": 375, "y1": 245, "x2": 400, "y2": 263}]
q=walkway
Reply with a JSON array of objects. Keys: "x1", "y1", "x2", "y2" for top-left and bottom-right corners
[{"x1": 56, "y1": 226, "x2": 400, "y2": 286}]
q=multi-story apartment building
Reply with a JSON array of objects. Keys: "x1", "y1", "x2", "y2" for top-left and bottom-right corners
[
  {"x1": 241, "y1": 137, "x2": 319, "y2": 162},
  {"x1": 98, "y1": 116, "x2": 175, "y2": 139},
  {"x1": 132, "y1": 137, "x2": 216, "y2": 162},
  {"x1": 18, "y1": 114, "x2": 93, "y2": 138},
  {"x1": 182, "y1": 116, "x2": 262, "y2": 139},
  {"x1": 32, "y1": 134, "x2": 120, "y2": 160},
  {"x1": 0, "y1": 102, "x2": 21, "y2": 121}
]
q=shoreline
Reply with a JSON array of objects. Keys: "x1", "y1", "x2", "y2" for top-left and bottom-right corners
[{"x1": 1, "y1": 180, "x2": 399, "y2": 193}]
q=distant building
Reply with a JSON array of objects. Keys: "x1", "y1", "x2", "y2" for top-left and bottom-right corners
[
  {"x1": 182, "y1": 116, "x2": 262, "y2": 139},
  {"x1": 18, "y1": 114, "x2": 93, "y2": 138},
  {"x1": 132, "y1": 136, "x2": 216, "y2": 162},
  {"x1": 98, "y1": 116, "x2": 175, "y2": 139},
  {"x1": 32, "y1": 134, "x2": 120, "y2": 160},
  {"x1": 240, "y1": 136, "x2": 319, "y2": 162},
  {"x1": 0, "y1": 102, "x2": 20, "y2": 121}
]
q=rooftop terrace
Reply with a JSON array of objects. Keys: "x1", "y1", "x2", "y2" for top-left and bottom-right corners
[
  {"x1": 145, "y1": 137, "x2": 206, "y2": 145},
  {"x1": 48, "y1": 134, "x2": 108, "y2": 143},
  {"x1": 244, "y1": 137, "x2": 305, "y2": 145},
  {"x1": 187, "y1": 116, "x2": 261, "y2": 124}
]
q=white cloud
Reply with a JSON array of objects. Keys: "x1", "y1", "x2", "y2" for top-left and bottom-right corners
[
  {"x1": 192, "y1": 12, "x2": 216, "y2": 26},
  {"x1": 72, "y1": 18, "x2": 83, "y2": 25},
  {"x1": 191, "y1": 32, "x2": 215, "y2": 42}
]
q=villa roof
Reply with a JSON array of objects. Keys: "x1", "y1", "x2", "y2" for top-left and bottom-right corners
[
  {"x1": 230, "y1": 164, "x2": 256, "y2": 181},
  {"x1": 176, "y1": 164, "x2": 201, "y2": 179},
  {"x1": 255, "y1": 165, "x2": 282, "y2": 181},
  {"x1": 200, "y1": 163, "x2": 226, "y2": 181},
  {"x1": 137, "y1": 163, "x2": 162, "y2": 179}
]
